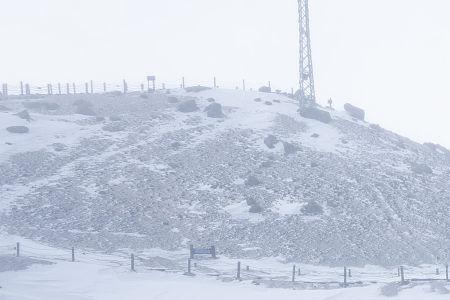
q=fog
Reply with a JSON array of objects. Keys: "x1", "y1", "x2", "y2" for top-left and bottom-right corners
[{"x1": 1, "y1": 0, "x2": 450, "y2": 146}]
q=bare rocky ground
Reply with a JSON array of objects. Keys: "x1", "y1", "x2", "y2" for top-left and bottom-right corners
[{"x1": 1, "y1": 89, "x2": 449, "y2": 267}]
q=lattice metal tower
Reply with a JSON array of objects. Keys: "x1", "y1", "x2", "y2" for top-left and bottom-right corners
[{"x1": 298, "y1": 0, "x2": 316, "y2": 108}]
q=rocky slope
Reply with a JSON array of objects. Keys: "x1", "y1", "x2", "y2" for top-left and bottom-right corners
[{"x1": 1, "y1": 88, "x2": 449, "y2": 266}]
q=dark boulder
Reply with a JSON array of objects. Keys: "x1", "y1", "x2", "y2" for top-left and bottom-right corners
[
  {"x1": 344, "y1": 103, "x2": 365, "y2": 121},
  {"x1": 283, "y1": 142, "x2": 299, "y2": 155},
  {"x1": 299, "y1": 107, "x2": 332, "y2": 124},
  {"x1": 258, "y1": 86, "x2": 271, "y2": 93},
  {"x1": 247, "y1": 198, "x2": 264, "y2": 214},
  {"x1": 177, "y1": 100, "x2": 199, "y2": 113},
  {"x1": 167, "y1": 96, "x2": 179, "y2": 103},
  {"x1": 15, "y1": 110, "x2": 32, "y2": 121},
  {"x1": 245, "y1": 175, "x2": 261, "y2": 187},
  {"x1": 204, "y1": 103, "x2": 225, "y2": 118},
  {"x1": 264, "y1": 135, "x2": 278, "y2": 149},
  {"x1": 6, "y1": 126, "x2": 29, "y2": 134},
  {"x1": 301, "y1": 201, "x2": 323, "y2": 216}
]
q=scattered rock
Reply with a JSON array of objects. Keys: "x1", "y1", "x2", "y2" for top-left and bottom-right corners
[
  {"x1": 299, "y1": 107, "x2": 332, "y2": 124},
  {"x1": 273, "y1": 99, "x2": 281, "y2": 103},
  {"x1": 258, "y1": 86, "x2": 271, "y2": 93},
  {"x1": 370, "y1": 124, "x2": 381, "y2": 130},
  {"x1": 204, "y1": 103, "x2": 225, "y2": 118},
  {"x1": 344, "y1": 103, "x2": 365, "y2": 121},
  {"x1": 254, "y1": 98, "x2": 262, "y2": 102},
  {"x1": 301, "y1": 201, "x2": 323, "y2": 216},
  {"x1": 140, "y1": 94, "x2": 149, "y2": 99},
  {"x1": 247, "y1": 198, "x2": 264, "y2": 213},
  {"x1": 15, "y1": 110, "x2": 32, "y2": 121},
  {"x1": 177, "y1": 100, "x2": 199, "y2": 113},
  {"x1": 245, "y1": 175, "x2": 261, "y2": 187},
  {"x1": 185, "y1": 86, "x2": 211, "y2": 93},
  {"x1": 411, "y1": 163, "x2": 433, "y2": 175},
  {"x1": 311, "y1": 133, "x2": 320, "y2": 138},
  {"x1": 171, "y1": 142, "x2": 181, "y2": 149},
  {"x1": 6, "y1": 126, "x2": 29, "y2": 134},
  {"x1": 283, "y1": 142, "x2": 299, "y2": 155},
  {"x1": 264, "y1": 101, "x2": 273, "y2": 106},
  {"x1": 264, "y1": 135, "x2": 278, "y2": 149},
  {"x1": 206, "y1": 98, "x2": 215, "y2": 103},
  {"x1": 52, "y1": 143, "x2": 67, "y2": 152}
]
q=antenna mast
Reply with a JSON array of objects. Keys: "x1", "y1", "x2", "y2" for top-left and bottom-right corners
[{"x1": 298, "y1": 0, "x2": 316, "y2": 108}]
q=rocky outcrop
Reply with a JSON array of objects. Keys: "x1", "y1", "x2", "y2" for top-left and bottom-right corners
[
  {"x1": 299, "y1": 107, "x2": 332, "y2": 124},
  {"x1": 344, "y1": 103, "x2": 365, "y2": 121}
]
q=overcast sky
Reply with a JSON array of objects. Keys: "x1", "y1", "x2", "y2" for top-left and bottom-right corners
[{"x1": 1, "y1": 0, "x2": 449, "y2": 147}]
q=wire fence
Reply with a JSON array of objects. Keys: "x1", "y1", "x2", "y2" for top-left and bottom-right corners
[
  {"x1": 1, "y1": 242, "x2": 449, "y2": 289},
  {"x1": 0, "y1": 77, "x2": 295, "y2": 98}
]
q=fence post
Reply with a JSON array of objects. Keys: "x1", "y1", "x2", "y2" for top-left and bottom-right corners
[
  {"x1": 292, "y1": 265, "x2": 296, "y2": 282},
  {"x1": 237, "y1": 261, "x2": 241, "y2": 280},
  {"x1": 66, "y1": 83, "x2": 70, "y2": 94},
  {"x1": 298, "y1": 267, "x2": 301, "y2": 276},
  {"x1": 131, "y1": 254, "x2": 135, "y2": 272},
  {"x1": 25, "y1": 84, "x2": 30, "y2": 95},
  {"x1": 400, "y1": 266, "x2": 405, "y2": 284},
  {"x1": 187, "y1": 258, "x2": 192, "y2": 274},
  {"x1": 72, "y1": 83, "x2": 76, "y2": 94},
  {"x1": 242, "y1": 79, "x2": 245, "y2": 91},
  {"x1": 16, "y1": 242, "x2": 20, "y2": 257},
  {"x1": 20, "y1": 81, "x2": 24, "y2": 95},
  {"x1": 446, "y1": 264, "x2": 448, "y2": 281},
  {"x1": 214, "y1": 77, "x2": 217, "y2": 88},
  {"x1": 71, "y1": 247, "x2": 75, "y2": 262},
  {"x1": 58, "y1": 83, "x2": 62, "y2": 95},
  {"x1": 90, "y1": 80, "x2": 93, "y2": 94},
  {"x1": 85, "y1": 82, "x2": 89, "y2": 94},
  {"x1": 123, "y1": 80, "x2": 128, "y2": 94},
  {"x1": 343, "y1": 266, "x2": 347, "y2": 288},
  {"x1": 268, "y1": 81, "x2": 271, "y2": 90},
  {"x1": 348, "y1": 268, "x2": 352, "y2": 278},
  {"x1": 189, "y1": 244, "x2": 194, "y2": 259},
  {"x1": 3, "y1": 83, "x2": 8, "y2": 98},
  {"x1": 103, "y1": 82, "x2": 106, "y2": 92},
  {"x1": 211, "y1": 246, "x2": 217, "y2": 259},
  {"x1": 182, "y1": 77, "x2": 185, "y2": 89}
]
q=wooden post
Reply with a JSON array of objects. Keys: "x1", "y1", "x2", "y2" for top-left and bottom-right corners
[
  {"x1": 131, "y1": 254, "x2": 135, "y2": 272},
  {"x1": 344, "y1": 266, "x2": 347, "y2": 288},
  {"x1": 71, "y1": 247, "x2": 75, "y2": 262},
  {"x1": 348, "y1": 268, "x2": 352, "y2": 278},
  {"x1": 47, "y1": 84, "x2": 51, "y2": 95},
  {"x1": 4, "y1": 83, "x2": 8, "y2": 98},
  {"x1": 268, "y1": 81, "x2": 271, "y2": 90},
  {"x1": 85, "y1": 82, "x2": 89, "y2": 94},
  {"x1": 246, "y1": 266, "x2": 250, "y2": 271},
  {"x1": 16, "y1": 242, "x2": 20, "y2": 257},
  {"x1": 50, "y1": 84, "x2": 53, "y2": 95},
  {"x1": 292, "y1": 265, "x2": 296, "y2": 282},
  {"x1": 446, "y1": 264, "x2": 448, "y2": 281},
  {"x1": 20, "y1": 81, "x2": 24, "y2": 95},
  {"x1": 189, "y1": 244, "x2": 194, "y2": 259},
  {"x1": 211, "y1": 246, "x2": 216, "y2": 259},
  {"x1": 242, "y1": 79, "x2": 246, "y2": 91},
  {"x1": 187, "y1": 258, "x2": 192, "y2": 274},
  {"x1": 140, "y1": 83, "x2": 144, "y2": 92},
  {"x1": 25, "y1": 84, "x2": 30, "y2": 95},
  {"x1": 397, "y1": 267, "x2": 400, "y2": 277},
  {"x1": 66, "y1": 83, "x2": 70, "y2": 94},
  {"x1": 90, "y1": 80, "x2": 93, "y2": 94},
  {"x1": 103, "y1": 82, "x2": 106, "y2": 92},
  {"x1": 436, "y1": 268, "x2": 440, "y2": 275},
  {"x1": 123, "y1": 80, "x2": 128, "y2": 94},
  {"x1": 291, "y1": 87, "x2": 294, "y2": 97},
  {"x1": 72, "y1": 83, "x2": 76, "y2": 94},
  {"x1": 298, "y1": 267, "x2": 301, "y2": 276},
  {"x1": 58, "y1": 83, "x2": 62, "y2": 95},
  {"x1": 214, "y1": 77, "x2": 217, "y2": 88},
  {"x1": 182, "y1": 77, "x2": 185, "y2": 89},
  {"x1": 237, "y1": 261, "x2": 241, "y2": 280},
  {"x1": 400, "y1": 266, "x2": 405, "y2": 284}
]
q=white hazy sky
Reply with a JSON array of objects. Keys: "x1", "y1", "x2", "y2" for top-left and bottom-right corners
[{"x1": 1, "y1": 0, "x2": 450, "y2": 147}]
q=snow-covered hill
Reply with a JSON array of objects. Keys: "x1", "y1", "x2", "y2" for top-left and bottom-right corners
[{"x1": 1, "y1": 87, "x2": 449, "y2": 266}]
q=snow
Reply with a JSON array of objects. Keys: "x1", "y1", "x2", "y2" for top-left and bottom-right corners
[{"x1": 223, "y1": 201, "x2": 265, "y2": 223}]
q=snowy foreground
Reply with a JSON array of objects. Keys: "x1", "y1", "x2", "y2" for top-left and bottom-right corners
[{"x1": 1, "y1": 236, "x2": 450, "y2": 299}]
